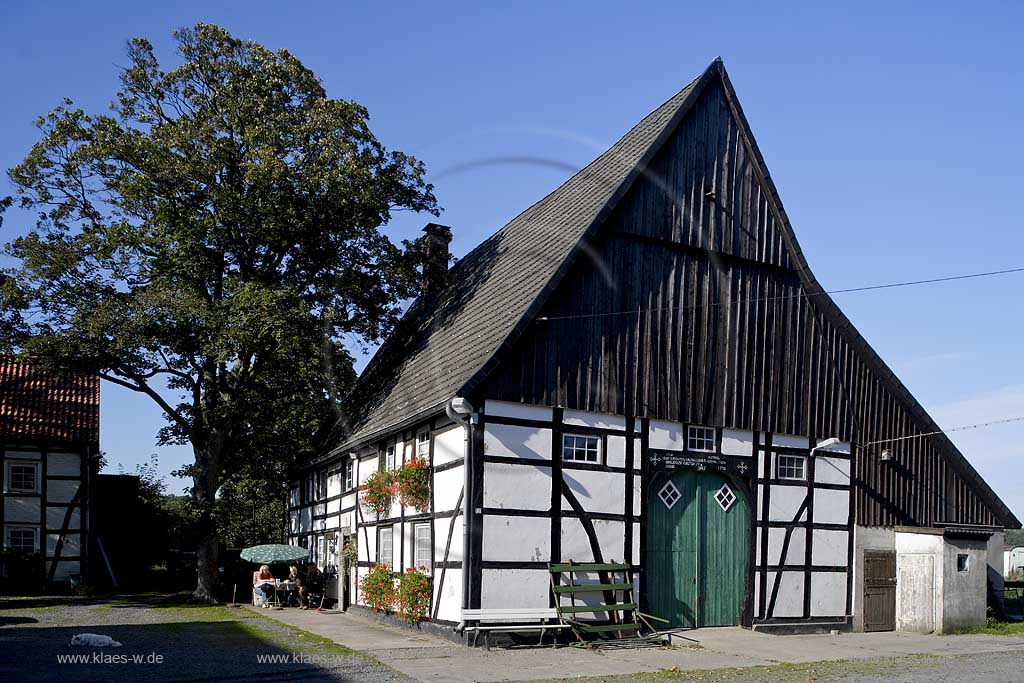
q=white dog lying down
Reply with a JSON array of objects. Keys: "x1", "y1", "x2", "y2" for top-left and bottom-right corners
[{"x1": 71, "y1": 633, "x2": 123, "y2": 648}]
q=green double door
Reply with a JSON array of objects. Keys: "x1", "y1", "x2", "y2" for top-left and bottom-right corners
[{"x1": 645, "y1": 469, "x2": 749, "y2": 628}]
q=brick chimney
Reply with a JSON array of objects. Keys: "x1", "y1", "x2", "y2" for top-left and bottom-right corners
[{"x1": 421, "y1": 222, "x2": 452, "y2": 295}]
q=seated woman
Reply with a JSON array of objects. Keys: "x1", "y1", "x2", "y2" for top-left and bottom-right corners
[
  {"x1": 252, "y1": 564, "x2": 276, "y2": 608},
  {"x1": 286, "y1": 565, "x2": 303, "y2": 606},
  {"x1": 298, "y1": 563, "x2": 323, "y2": 610}
]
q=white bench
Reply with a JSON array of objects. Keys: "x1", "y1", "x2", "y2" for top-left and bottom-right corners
[{"x1": 459, "y1": 608, "x2": 569, "y2": 648}]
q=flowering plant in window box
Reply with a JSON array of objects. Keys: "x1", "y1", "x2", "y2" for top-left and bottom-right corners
[
  {"x1": 397, "y1": 566, "x2": 431, "y2": 624},
  {"x1": 362, "y1": 468, "x2": 396, "y2": 518},
  {"x1": 394, "y1": 456, "x2": 430, "y2": 512},
  {"x1": 359, "y1": 563, "x2": 396, "y2": 613}
]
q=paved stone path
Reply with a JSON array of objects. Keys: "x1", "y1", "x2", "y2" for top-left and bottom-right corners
[{"x1": 255, "y1": 606, "x2": 1024, "y2": 683}]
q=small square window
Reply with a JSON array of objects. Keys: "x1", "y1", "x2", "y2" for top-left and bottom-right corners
[
  {"x1": 687, "y1": 426, "x2": 716, "y2": 453},
  {"x1": 5, "y1": 526, "x2": 36, "y2": 552},
  {"x1": 658, "y1": 481, "x2": 681, "y2": 509},
  {"x1": 6, "y1": 462, "x2": 38, "y2": 493},
  {"x1": 413, "y1": 523, "x2": 432, "y2": 573},
  {"x1": 714, "y1": 484, "x2": 737, "y2": 512},
  {"x1": 344, "y1": 459, "x2": 355, "y2": 491},
  {"x1": 562, "y1": 434, "x2": 600, "y2": 463},
  {"x1": 378, "y1": 528, "x2": 393, "y2": 568},
  {"x1": 957, "y1": 553, "x2": 970, "y2": 572},
  {"x1": 416, "y1": 431, "x2": 430, "y2": 459},
  {"x1": 776, "y1": 454, "x2": 807, "y2": 481}
]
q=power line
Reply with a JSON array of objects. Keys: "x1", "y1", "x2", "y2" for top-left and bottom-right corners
[
  {"x1": 536, "y1": 266, "x2": 1024, "y2": 322},
  {"x1": 858, "y1": 415, "x2": 1024, "y2": 449}
]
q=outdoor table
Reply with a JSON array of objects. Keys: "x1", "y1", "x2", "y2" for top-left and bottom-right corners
[{"x1": 275, "y1": 580, "x2": 296, "y2": 607}]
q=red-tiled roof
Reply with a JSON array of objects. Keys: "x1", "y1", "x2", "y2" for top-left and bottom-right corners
[{"x1": 0, "y1": 359, "x2": 99, "y2": 445}]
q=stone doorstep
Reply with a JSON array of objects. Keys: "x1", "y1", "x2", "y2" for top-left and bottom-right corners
[{"x1": 751, "y1": 619, "x2": 851, "y2": 636}]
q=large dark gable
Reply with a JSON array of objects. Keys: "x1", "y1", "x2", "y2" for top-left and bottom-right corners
[{"x1": 327, "y1": 59, "x2": 1017, "y2": 528}]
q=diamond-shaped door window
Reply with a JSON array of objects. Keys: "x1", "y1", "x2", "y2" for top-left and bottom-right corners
[
  {"x1": 658, "y1": 481, "x2": 681, "y2": 509},
  {"x1": 715, "y1": 483, "x2": 736, "y2": 512}
]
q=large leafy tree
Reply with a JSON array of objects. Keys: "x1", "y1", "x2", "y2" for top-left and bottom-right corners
[{"x1": 1, "y1": 24, "x2": 437, "y2": 600}]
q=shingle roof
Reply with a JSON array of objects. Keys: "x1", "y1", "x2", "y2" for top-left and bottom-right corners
[
  {"x1": 0, "y1": 358, "x2": 100, "y2": 445},
  {"x1": 327, "y1": 62, "x2": 717, "y2": 455}
]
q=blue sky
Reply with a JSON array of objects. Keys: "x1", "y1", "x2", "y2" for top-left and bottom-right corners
[{"x1": 2, "y1": 2, "x2": 1022, "y2": 518}]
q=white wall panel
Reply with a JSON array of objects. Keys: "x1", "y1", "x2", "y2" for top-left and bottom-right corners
[
  {"x1": 721, "y1": 429, "x2": 755, "y2": 456},
  {"x1": 484, "y1": 423, "x2": 552, "y2": 460},
  {"x1": 358, "y1": 457, "x2": 378, "y2": 485},
  {"x1": 813, "y1": 489, "x2": 850, "y2": 525},
  {"x1": 432, "y1": 567, "x2": 463, "y2": 622},
  {"x1": 4, "y1": 497, "x2": 39, "y2": 524},
  {"x1": 47, "y1": 452, "x2": 80, "y2": 476},
  {"x1": 46, "y1": 533, "x2": 80, "y2": 555},
  {"x1": 815, "y1": 456, "x2": 851, "y2": 486},
  {"x1": 561, "y1": 518, "x2": 625, "y2": 563},
  {"x1": 484, "y1": 463, "x2": 551, "y2": 510},
  {"x1": 766, "y1": 571, "x2": 804, "y2": 617},
  {"x1": 772, "y1": 433, "x2": 809, "y2": 449},
  {"x1": 434, "y1": 466, "x2": 465, "y2": 512},
  {"x1": 46, "y1": 479, "x2": 79, "y2": 504},
  {"x1": 632, "y1": 476, "x2": 642, "y2": 517},
  {"x1": 561, "y1": 470, "x2": 624, "y2": 515},
  {"x1": 46, "y1": 507, "x2": 79, "y2": 530},
  {"x1": 485, "y1": 400, "x2": 552, "y2": 422},
  {"x1": 481, "y1": 568, "x2": 550, "y2": 609},
  {"x1": 648, "y1": 420, "x2": 684, "y2": 450},
  {"x1": 482, "y1": 516, "x2": 550, "y2": 562},
  {"x1": 51, "y1": 560, "x2": 80, "y2": 581},
  {"x1": 606, "y1": 435, "x2": 626, "y2": 468},
  {"x1": 812, "y1": 530, "x2": 849, "y2": 566},
  {"x1": 563, "y1": 409, "x2": 626, "y2": 431},
  {"x1": 433, "y1": 515, "x2": 463, "y2": 563},
  {"x1": 764, "y1": 527, "x2": 805, "y2": 566},
  {"x1": 766, "y1": 485, "x2": 807, "y2": 522},
  {"x1": 810, "y1": 572, "x2": 847, "y2": 617},
  {"x1": 433, "y1": 425, "x2": 465, "y2": 466}
]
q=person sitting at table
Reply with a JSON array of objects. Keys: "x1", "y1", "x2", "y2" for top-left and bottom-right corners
[
  {"x1": 286, "y1": 565, "x2": 302, "y2": 606},
  {"x1": 298, "y1": 563, "x2": 323, "y2": 610},
  {"x1": 252, "y1": 564, "x2": 276, "y2": 608}
]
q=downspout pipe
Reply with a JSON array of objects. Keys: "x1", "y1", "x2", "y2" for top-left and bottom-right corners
[{"x1": 446, "y1": 397, "x2": 475, "y2": 632}]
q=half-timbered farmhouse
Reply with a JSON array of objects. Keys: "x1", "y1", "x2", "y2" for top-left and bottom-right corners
[
  {"x1": 1, "y1": 359, "x2": 99, "y2": 584},
  {"x1": 289, "y1": 59, "x2": 1019, "y2": 635}
]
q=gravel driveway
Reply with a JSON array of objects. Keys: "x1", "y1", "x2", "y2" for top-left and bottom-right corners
[{"x1": 0, "y1": 595, "x2": 412, "y2": 683}]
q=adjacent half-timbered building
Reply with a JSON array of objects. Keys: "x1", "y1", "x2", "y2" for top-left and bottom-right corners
[
  {"x1": 1, "y1": 359, "x2": 99, "y2": 584},
  {"x1": 289, "y1": 59, "x2": 1019, "y2": 634}
]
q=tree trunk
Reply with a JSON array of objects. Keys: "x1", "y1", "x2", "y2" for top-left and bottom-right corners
[{"x1": 192, "y1": 433, "x2": 225, "y2": 603}]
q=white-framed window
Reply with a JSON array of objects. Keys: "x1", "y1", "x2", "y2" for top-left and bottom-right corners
[
  {"x1": 776, "y1": 453, "x2": 807, "y2": 481},
  {"x1": 413, "y1": 523, "x2": 431, "y2": 573},
  {"x1": 378, "y1": 527, "x2": 393, "y2": 568},
  {"x1": 344, "y1": 459, "x2": 355, "y2": 491},
  {"x1": 416, "y1": 431, "x2": 430, "y2": 459},
  {"x1": 316, "y1": 470, "x2": 327, "y2": 500},
  {"x1": 687, "y1": 425, "x2": 716, "y2": 453},
  {"x1": 562, "y1": 434, "x2": 600, "y2": 463},
  {"x1": 5, "y1": 525, "x2": 38, "y2": 552},
  {"x1": 383, "y1": 444, "x2": 397, "y2": 471},
  {"x1": 5, "y1": 461, "x2": 39, "y2": 494}
]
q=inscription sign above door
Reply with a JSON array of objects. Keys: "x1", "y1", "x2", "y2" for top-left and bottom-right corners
[{"x1": 648, "y1": 449, "x2": 754, "y2": 478}]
